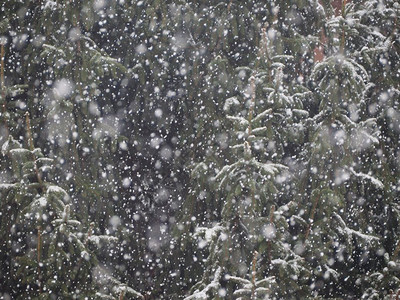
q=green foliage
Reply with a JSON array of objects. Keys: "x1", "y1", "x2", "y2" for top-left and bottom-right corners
[
  {"x1": 0, "y1": 0, "x2": 399, "y2": 298},
  {"x1": 0, "y1": 135, "x2": 141, "y2": 299},
  {"x1": 183, "y1": 0, "x2": 400, "y2": 298}
]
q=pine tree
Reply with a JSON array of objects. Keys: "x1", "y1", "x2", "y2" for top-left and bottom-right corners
[
  {"x1": 0, "y1": 115, "x2": 141, "y2": 298},
  {"x1": 185, "y1": 30, "x2": 311, "y2": 296},
  {"x1": 296, "y1": 0, "x2": 400, "y2": 297},
  {"x1": 181, "y1": 0, "x2": 400, "y2": 298}
]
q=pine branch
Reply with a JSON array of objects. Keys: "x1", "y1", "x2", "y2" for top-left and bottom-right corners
[
  {"x1": 339, "y1": 0, "x2": 347, "y2": 54},
  {"x1": 305, "y1": 192, "x2": 321, "y2": 241},
  {"x1": 267, "y1": 205, "x2": 275, "y2": 264},
  {"x1": 71, "y1": 223, "x2": 94, "y2": 290},
  {"x1": 0, "y1": 43, "x2": 4, "y2": 94},
  {"x1": 37, "y1": 226, "x2": 42, "y2": 294},
  {"x1": 1, "y1": 42, "x2": 8, "y2": 136},
  {"x1": 251, "y1": 250, "x2": 258, "y2": 300},
  {"x1": 25, "y1": 112, "x2": 45, "y2": 190},
  {"x1": 227, "y1": 0, "x2": 233, "y2": 13},
  {"x1": 393, "y1": 239, "x2": 400, "y2": 259},
  {"x1": 25, "y1": 112, "x2": 35, "y2": 151},
  {"x1": 247, "y1": 76, "x2": 256, "y2": 136}
]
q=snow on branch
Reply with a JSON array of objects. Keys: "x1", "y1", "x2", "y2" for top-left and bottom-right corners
[
  {"x1": 333, "y1": 212, "x2": 380, "y2": 243},
  {"x1": 184, "y1": 267, "x2": 222, "y2": 300},
  {"x1": 252, "y1": 108, "x2": 272, "y2": 124},
  {"x1": 226, "y1": 116, "x2": 249, "y2": 127},
  {"x1": 223, "y1": 96, "x2": 240, "y2": 112},
  {"x1": 194, "y1": 225, "x2": 225, "y2": 244},
  {"x1": 348, "y1": 167, "x2": 384, "y2": 189}
]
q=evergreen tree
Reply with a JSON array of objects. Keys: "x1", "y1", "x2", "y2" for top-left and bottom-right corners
[
  {"x1": 296, "y1": 0, "x2": 400, "y2": 297},
  {"x1": 181, "y1": 0, "x2": 400, "y2": 298},
  {"x1": 185, "y1": 39, "x2": 311, "y2": 297},
  {"x1": 0, "y1": 120, "x2": 142, "y2": 298}
]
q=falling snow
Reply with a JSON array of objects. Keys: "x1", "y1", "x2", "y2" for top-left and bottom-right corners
[{"x1": 0, "y1": 0, "x2": 399, "y2": 299}]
